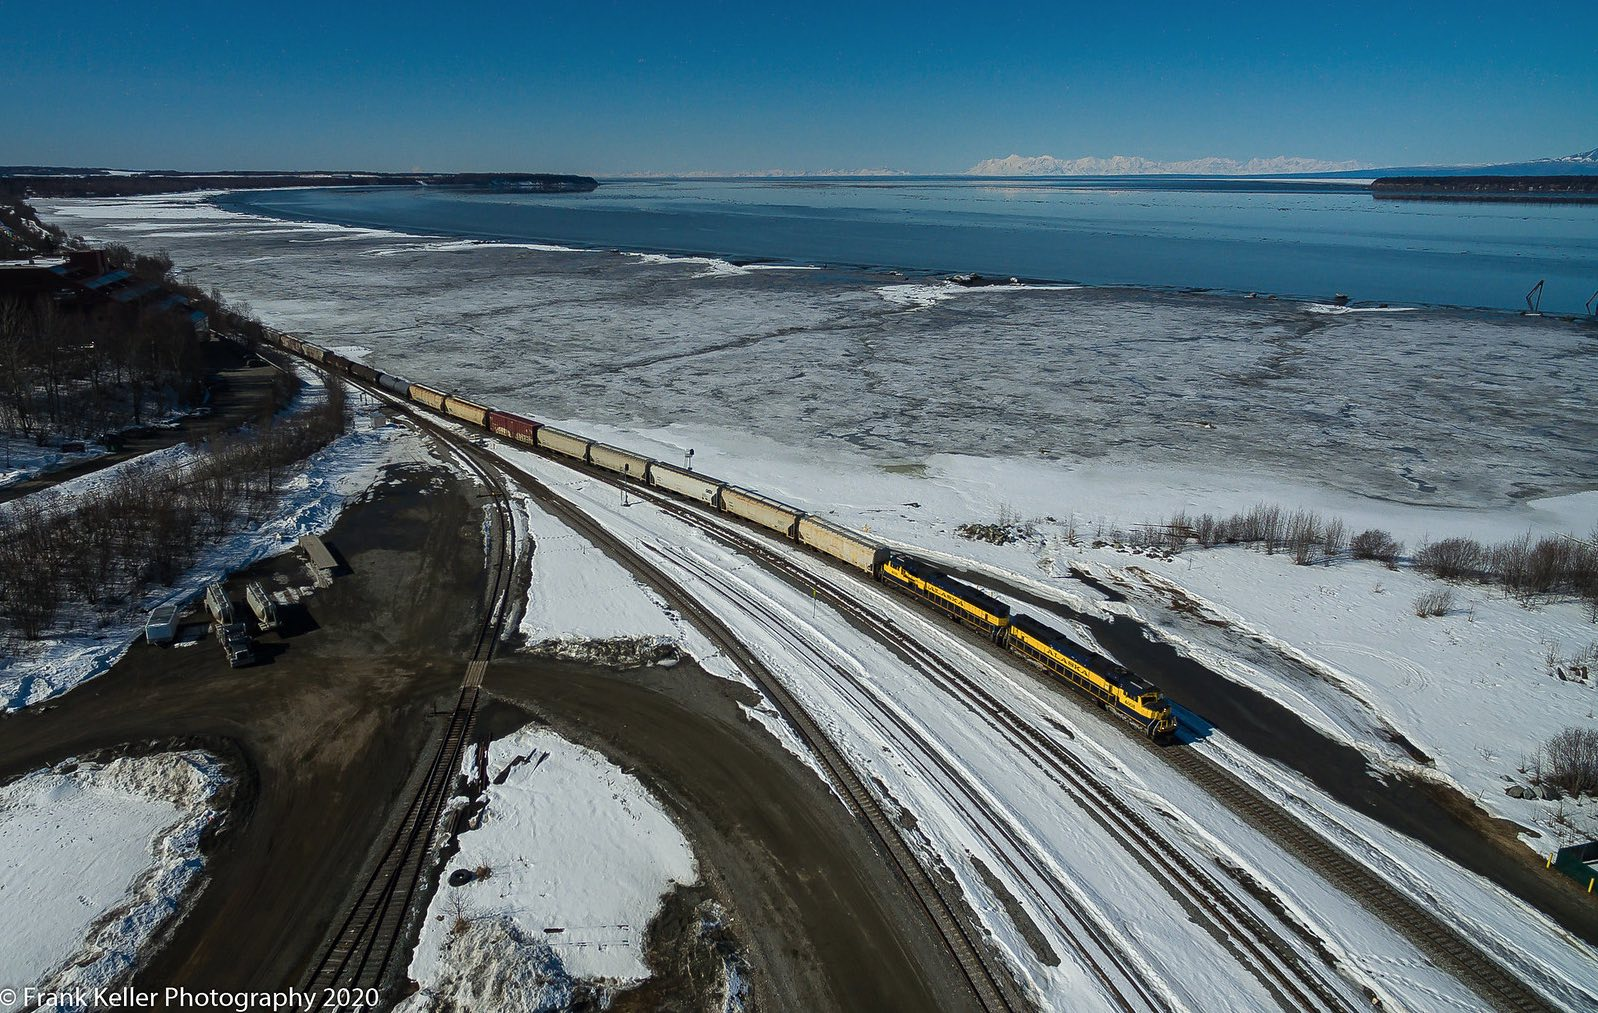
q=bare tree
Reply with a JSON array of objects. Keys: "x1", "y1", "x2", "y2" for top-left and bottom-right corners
[
  {"x1": 1413, "y1": 588, "x2": 1455, "y2": 618},
  {"x1": 1286, "y1": 509, "x2": 1324, "y2": 565},
  {"x1": 1414, "y1": 537, "x2": 1484, "y2": 580},
  {"x1": 1543, "y1": 727, "x2": 1598, "y2": 797},
  {"x1": 1321, "y1": 517, "x2": 1346, "y2": 561},
  {"x1": 1350, "y1": 528, "x2": 1403, "y2": 568}
]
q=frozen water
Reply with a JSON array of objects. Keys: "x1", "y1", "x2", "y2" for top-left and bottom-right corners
[{"x1": 33, "y1": 193, "x2": 1598, "y2": 513}]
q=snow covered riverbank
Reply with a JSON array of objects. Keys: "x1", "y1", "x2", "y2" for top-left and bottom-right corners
[{"x1": 0, "y1": 750, "x2": 228, "y2": 1011}]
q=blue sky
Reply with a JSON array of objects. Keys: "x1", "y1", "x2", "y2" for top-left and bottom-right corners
[{"x1": 5, "y1": 1, "x2": 1594, "y2": 173}]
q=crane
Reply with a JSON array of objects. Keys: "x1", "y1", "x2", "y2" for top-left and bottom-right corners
[{"x1": 1525, "y1": 279, "x2": 1545, "y2": 314}]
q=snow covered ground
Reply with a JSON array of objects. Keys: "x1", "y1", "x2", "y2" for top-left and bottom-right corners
[
  {"x1": 0, "y1": 372, "x2": 432, "y2": 711},
  {"x1": 399, "y1": 724, "x2": 699, "y2": 1012},
  {"x1": 480, "y1": 417, "x2": 1598, "y2": 852},
  {"x1": 0, "y1": 750, "x2": 226, "y2": 1011},
  {"x1": 478, "y1": 438, "x2": 1598, "y2": 1012},
  {"x1": 509, "y1": 492, "x2": 682, "y2": 663}
]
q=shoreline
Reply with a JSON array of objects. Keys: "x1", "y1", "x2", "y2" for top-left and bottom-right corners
[{"x1": 203, "y1": 187, "x2": 1598, "y2": 321}]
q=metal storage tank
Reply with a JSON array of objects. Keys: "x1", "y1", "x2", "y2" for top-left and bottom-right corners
[
  {"x1": 408, "y1": 383, "x2": 447, "y2": 410},
  {"x1": 589, "y1": 442, "x2": 652, "y2": 480},
  {"x1": 722, "y1": 486, "x2": 803, "y2": 538},
  {"x1": 376, "y1": 373, "x2": 411, "y2": 396},
  {"x1": 536, "y1": 426, "x2": 591, "y2": 462},
  {"x1": 489, "y1": 410, "x2": 539, "y2": 446},
  {"x1": 648, "y1": 462, "x2": 724, "y2": 505},
  {"x1": 797, "y1": 516, "x2": 885, "y2": 574},
  {"x1": 204, "y1": 583, "x2": 234, "y2": 626},
  {"x1": 443, "y1": 395, "x2": 490, "y2": 428}
]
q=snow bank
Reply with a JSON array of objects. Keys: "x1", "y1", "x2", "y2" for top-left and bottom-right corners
[
  {"x1": 401, "y1": 724, "x2": 697, "y2": 1010},
  {"x1": 0, "y1": 751, "x2": 227, "y2": 1009}
]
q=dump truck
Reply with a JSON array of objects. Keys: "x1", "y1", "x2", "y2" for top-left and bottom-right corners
[{"x1": 245, "y1": 581, "x2": 280, "y2": 632}]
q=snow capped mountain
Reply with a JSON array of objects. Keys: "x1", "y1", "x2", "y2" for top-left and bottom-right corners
[
  {"x1": 1542, "y1": 146, "x2": 1598, "y2": 163},
  {"x1": 966, "y1": 153, "x2": 1366, "y2": 176}
]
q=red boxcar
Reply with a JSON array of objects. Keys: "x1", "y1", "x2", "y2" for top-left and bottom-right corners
[{"x1": 489, "y1": 410, "x2": 540, "y2": 447}]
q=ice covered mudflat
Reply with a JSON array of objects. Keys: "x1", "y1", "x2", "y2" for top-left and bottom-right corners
[
  {"x1": 34, "y1": 191, "x2": 1598, "y2": 512},
  {"x1": 0, "y1": 751, "x2": 226, "y2": 1012}
]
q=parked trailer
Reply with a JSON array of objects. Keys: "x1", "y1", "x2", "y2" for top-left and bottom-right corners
[
  {"x1": 589, "y1": 442, "x2": 653, "y2": 481},
  {"x1": 798, "y1": 515, "x2": 887, "y2": 575},
  {"x1": 204, "y1": 583, "x2": 234, "y2": 626},
  {"x1": 145, "y1": 603, "x2": 180, "y2": 645},
  {"x1": 245, "y1": 581, "x2": 280, "y2": 632},
  {"x1": 408, "y1": 383, "x2": 447, "y2": 411},
  {"x1": 443, "y1": 395, "x2": 490, "y2": 428},
  {"x1": 488, "y1": 410, "x2": 540, "y2": 447},
  {"x1": 647, "y1": 461, "x2": 725, "y2": 506},
  {"x1": 722, "y1": 486, "x2": 804, "y2": 538},
  {"x1": 536, "y1": 426, "x2": 591, "y2": 462},
  {"x1": 376, "y1": 372, "x2": 411, "y2": 396}
]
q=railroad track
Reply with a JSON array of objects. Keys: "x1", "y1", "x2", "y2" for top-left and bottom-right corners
[
  {"x1": 321, "y1": 382, "x2": 1023, "y2": 1012},
  {"x1": 300, "y1": 409, "x2": 516, "y2": 1010},
  {"x1": 636, "y1": 509, "x2": 1357, "y2": 1012},
  {"x1": 404, "y1": 412, "x2": 1352, "y2": 1011},
  {"x1": 618, "y1": 478, "x2": 1566, "y2": 1013},
  {"x1": 284, "y1": 357, "x2": 1562, "y2": 1012},
  {"x1": 1160, "y1": 749, "x2": 1565, "y2": 1013},
  {"x1": 652, "y1": 542, "x2": 1168, "y2": 1013}
]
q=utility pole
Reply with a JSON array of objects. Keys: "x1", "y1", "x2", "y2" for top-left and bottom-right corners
[{"x1": 684, "y1": 448, "x2": 695, "y2": 472}]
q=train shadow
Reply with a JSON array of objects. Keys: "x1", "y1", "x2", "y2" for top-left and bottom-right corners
[{"x1": 1171, "y1": 703, "x2": 1215, "y2": 745}]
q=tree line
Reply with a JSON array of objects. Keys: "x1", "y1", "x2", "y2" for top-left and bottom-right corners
[{"x1": 0, "y1": 292, "x2": 208, "y2": 442}]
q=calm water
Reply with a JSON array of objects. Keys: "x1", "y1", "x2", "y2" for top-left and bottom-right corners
[{"x1": 223, "y1": 177, "x2": 1598, "y2": 314}]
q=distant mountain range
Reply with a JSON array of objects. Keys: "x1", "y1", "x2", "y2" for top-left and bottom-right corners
[
  {"x1": 612, "y1": 167, "x2": 915, "y2": 179},
  {"x1": 966, "y1": 154, "x2": 1365, "y2": 176},
  {"x1": 964, "y1": 146, "x2": 1598, "y2": 178}
]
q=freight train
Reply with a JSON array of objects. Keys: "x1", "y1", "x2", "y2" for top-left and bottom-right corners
[{"x1": 261, "y1": 329, "x2": 1178, "y2": 740}]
